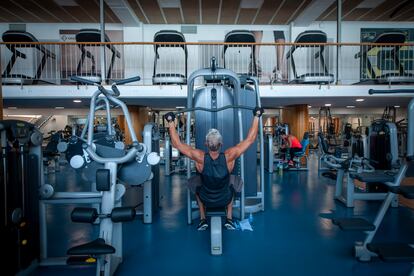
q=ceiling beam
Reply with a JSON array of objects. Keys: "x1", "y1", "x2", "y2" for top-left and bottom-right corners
[
  {"x1": 105, "y1": 0, "x2": 141, "y2": 25},
  {"x1": 0, "y1": 6, "x2": 25, "y2": 22},
  {"x1": 268, "y1": 0, "x2": 286, "y2": 24},
  {"x1": 156, "y1": 0, "x2": 168, "y2": 23},
  {"x1": 10, "y1": 0, "x2": 44, "y2": 22},
  {"x1": 30, "y1": 0, "x2": 63, "y2": 23},
  {"x1": 199, "y1": 0, "x2": 202, "y2": 24},
  {"x1": 251, "y1": 0, "x2": 265, "y2": 24},
  {"x1": 133, "y1": 0, "x2": 150, "y2": 23},
  {"x1": 294, "y1": 0, "x2": 335, "y2": 26},
  {"x1": 217, "y1": 0, "x2": 222, "y2": 24}
]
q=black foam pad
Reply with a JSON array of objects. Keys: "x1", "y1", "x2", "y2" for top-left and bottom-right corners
[
  {"x1": 111, "y1": 207, "x2": 136, "y2": 222},
  {"x1": 96, "y1": 169, "x2": 110, "y2": 191},
  {"x1": 71, "y1": 207, "x2": 98, "y2": 223}
]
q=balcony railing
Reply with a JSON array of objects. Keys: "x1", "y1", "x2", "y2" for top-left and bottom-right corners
[{"x1": 1, "y1": 42, "x2": 413, "y2": 86}]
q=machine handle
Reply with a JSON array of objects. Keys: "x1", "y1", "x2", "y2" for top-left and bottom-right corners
[
  {"x1": 369, "y1": 89, "x2": 414, "y2": 95},
  {"x1": 114, "y1": 76, "x2": 141, "y2": 85},
  {"x1": 70, "y1": 76, "x2": 99, "y2": 85}
]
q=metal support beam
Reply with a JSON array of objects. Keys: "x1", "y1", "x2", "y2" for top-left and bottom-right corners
[
  {"x1": 336, "y1": 0, "x2": 342, "y2": 84},
  {"x1": 0, "y1": 47, "x2": 3, "y2": 120},
  {"x1": 100, "y1": 0, "x2": 106, "y2": 84}
]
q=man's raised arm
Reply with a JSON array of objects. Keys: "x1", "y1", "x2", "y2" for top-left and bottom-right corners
[
  {"x1": 165, "y1": 112, "x2": 203, "y2": 163},
  {"x1": 225, "y1": 107, "x2": 264, "y2": 162}
]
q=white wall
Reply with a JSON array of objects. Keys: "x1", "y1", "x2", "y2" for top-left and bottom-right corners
[{"x1": 1, "y1": 21, "x2": 413, "y2": 84}]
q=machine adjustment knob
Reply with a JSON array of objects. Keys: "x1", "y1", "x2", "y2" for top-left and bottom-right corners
[{"x1": 147, "y1": 152, "x2": 161, "y2": 165}]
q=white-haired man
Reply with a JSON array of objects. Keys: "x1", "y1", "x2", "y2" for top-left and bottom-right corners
[{"x1": 165, "y1": 107, "x2": 263, "y2": 230}]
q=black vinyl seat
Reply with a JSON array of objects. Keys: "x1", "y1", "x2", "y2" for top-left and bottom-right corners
[
  {"x1": 349, "y1": 171, "x2": 395, "y2": 183},
  {"x1": 152, "y1": 30, "x2": 187, "y2": 85},
  {"x1": 67, "y1": 238, "x2": 115, "y2": 256},
  {"x1": 355, "y1": 31, "x2": 414, "y2": 84},
  {"x1": 286, "y1": 30, "x2": 334, "y2": 84},
  {"x1": 367, "y1": 243, "x2": 414, "y2": 262},
  {"x1": 73, "y1": 29, "x2": 121, "y2": 84},
  {"x1": 2, "y1": 30, "x2": 56, "y2": 85},
  {"x1": 223, "y1": 30, "x2": 257, "y2": 77}
]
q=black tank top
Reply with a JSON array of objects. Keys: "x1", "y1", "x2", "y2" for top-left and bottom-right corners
[{"x1": 198, "y1": 153, "x2": 233, "y2": 208}]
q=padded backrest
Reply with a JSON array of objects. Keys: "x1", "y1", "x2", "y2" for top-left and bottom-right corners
[
  {"x1": 375, "y1": 32, "x2": 406, "y2": 44},
  {"x1": 2, "y1": 30, "x2": 38, "y2": 43},
  {"x1": 153, "y1": 30, "x2": 187, "y2": 52},
  {"x1": 295, "y1": 30, "x2": 327, "y2": 44},
  {"x1": 224, "y1": 30, "x2": 256, "y2": 54}
]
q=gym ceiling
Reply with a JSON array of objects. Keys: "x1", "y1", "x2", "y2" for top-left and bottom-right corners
[{"x1": 0, "y1": 0, "x2": 413, "y2": 25}]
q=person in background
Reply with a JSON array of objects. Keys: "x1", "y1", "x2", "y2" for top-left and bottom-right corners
[{"x1": 280, "y1": 130, "x2": 302, "y2": 166}]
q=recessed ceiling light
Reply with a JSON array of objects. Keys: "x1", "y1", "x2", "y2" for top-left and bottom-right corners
[
  {"x1": 346, "y1": 105, "x2": 355, "y2": 108},
  {"x1": 175, "y1": 106, "x2": 185, "y2": 109},
  {"x1": 356, "y1": 98, "x2": 364, "y2": 102},
  {"x1": 8, "y1": 107, "x2": 17, "y2": 109},
  {"x1": 325, "y1": 103, "x2": 332, "y2": 107},
  {"x1": 308, "y1": 105, "x2": 312, "y2": 108},
  {"x1": 73, "y1": 99, "x2": 82, "y2": 103},
  {"x1": 394, "y1": 105, "x2": 400, "y2": 108},
  {"x1": 55, "y1": 107, "x2": 65, "y2": 109}
]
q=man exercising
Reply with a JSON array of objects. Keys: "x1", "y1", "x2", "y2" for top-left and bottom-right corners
[
  {"x1": 280, "y1": 131, "x2": 302, "y2": 166},
  {"x1": 165, "y1": 107, "x2": 263, "y2": 230}
]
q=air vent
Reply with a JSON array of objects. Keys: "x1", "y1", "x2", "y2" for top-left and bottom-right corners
[
  {"x1": 9, "y1": 24, "x2": 26, "y2": 31},
  {"x1": 181, "y1": 25, "x2": 197, "y2": 34}
]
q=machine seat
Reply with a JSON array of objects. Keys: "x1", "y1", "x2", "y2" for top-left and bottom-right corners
[
  {"x1": 71, "y1": 74, "x2": 101, "y2": 84},
  {"x1": 206, "y1": 207, "x2": 226, "y2": 217},
  {"x1": 376, "y1": 75, "x2": 414, "y2": 84},
  {"x1": 297, "y1": 73, "x2": 334, "y2": 84},
  {"x1": 332, "y1": 218, "x2": 375, "y2": 231},
  {"x1": 153, "y1": 73, "x2": 187, "y2": 84},
  {"x1": 367, "y1": 243, "x2": 414, "y2": 262},
  {"x1": 67, "y1": 238, "x2": 115, "y2": 256},
  {"x1": 349, "y1": 171, "x2": 395, "y2": 183},
  {"x1": 389, "y1": 186, "x2": 414, "y2": 199}
]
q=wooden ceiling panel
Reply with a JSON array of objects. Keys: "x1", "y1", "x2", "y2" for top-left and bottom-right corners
[
  {"x1": 380, "y1": 1, "x2": 414, "y2": 21},
  {"x1": 181, "y1": 0, "x2": 199, "y2": 24},
  {"x1": 126, "y1": 0, "x2": 149, "y2": 23},
  {"x1": 344, "y1": 8, "x2": 370, "y2": 21},
  {"x1": 220, "y1": 0, "x2": 240, "y2": 24},
  {"x1": 0, "y1": 1, "x2": 42, "y2": 22},
  {"x1": 17, "y1": 1, "x2": 60, "y2": 22},
  {"x1": 316, "y1": 2, "x2": 336, "y2": 21},
  {"x1": 60, "y1": 6, "x2": 97, "y2": 22},
  {"x1": 202, "y1": 0, "x2": 220, "y2": 24},
  {"x1": 0, "y1": 6, "x2": 24, "y2": 22},
  {"x1": 39, "y1": 0, "x2": 80, "y2": 22},
  {"x1": 359, "y1": 0, "x2": 399, "y2": 21},
  {"x1": 271, "y1": 0, "x2": 303, "y2": 24},
  {"x1": 76, "y1": 0, "x2": 100, "y2": 22},
  {"x1": 342, "y1": 0, "x2": 364, "y2": 18},
  {"x1": 287, "y1": 0, "x2": 313, "y2": 24},
  {"x1": 139, "y1": 0, "x2": 164, "y2": 24},
  {"x1": 254, "y1": 0, "x2": 283, "y2": 24},
  {"x1": 237, "y1": 8, "x2": 257, "y2": 24},
  {"x1": 163, "y1": 8, "x2": 182, "y2": 24}
]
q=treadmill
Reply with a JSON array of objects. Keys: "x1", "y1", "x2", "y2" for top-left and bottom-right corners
[
  {"x1": 2, "y1": 30, "x2": 56, "y2": 85},
  {"x1": 286, "y1": 30, "x2": 334, "y2": 84},
  {"x1": 223, "y1": 30, "x2": 257, "y2": 76},
  {"x1": 355, "y1": 31, "x2": 414, "y2": 84},
  {"x1": 73, "y1": 29, "x2": 121, "y2": 83},
  {"x1": 152, "y1": 30, "x2": 187, "y2": 85}
]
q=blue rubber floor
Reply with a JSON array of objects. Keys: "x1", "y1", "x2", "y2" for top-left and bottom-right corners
[{"x1": 34, "y1": 155, "x2": 414, "y2": 275}]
